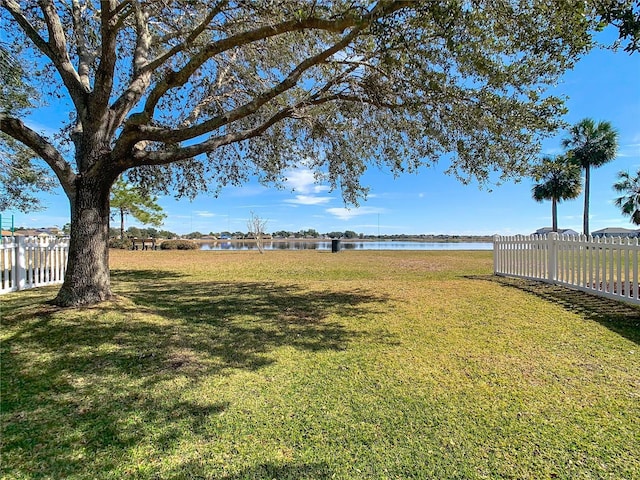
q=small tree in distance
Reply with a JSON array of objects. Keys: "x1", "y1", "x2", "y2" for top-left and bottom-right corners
[
  {"x1": 248, "y1": 212, "x2": 268, "y2": 254},
  {"x1": 110, "y1": 178, "x2": 166, "y2": 240}
]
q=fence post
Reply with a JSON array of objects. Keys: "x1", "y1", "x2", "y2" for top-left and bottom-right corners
[
  {"x1": 16, "y1": 236, "x2": 27, "y2": 291},
  {"x1": 547, "y1": 232, "x2": 558, "y2": 283},
  {"x1": 493, "y1": 235, "x2": 499, "y2": 274}
]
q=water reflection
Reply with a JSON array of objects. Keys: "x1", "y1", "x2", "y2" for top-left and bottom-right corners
[{"x1": 200, "y1": 241, "x2": 492, "y2": 251}]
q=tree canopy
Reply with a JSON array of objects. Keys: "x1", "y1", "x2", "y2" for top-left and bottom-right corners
[
  {"x1": 1, "y1": 2, "x2": 596, "y2": 201},
  {"x1": 0, "y1": 46, "x2": 56, "y2": 212},
  {"x1": 596, "y1": 0, "x2": 640, "y2": 53},
  {"x1": 0, "y1": 1, "x2": 608, "y2": 306},
  {"x1": 0, "y1": 135, "x2": 57, "y2": 212}
]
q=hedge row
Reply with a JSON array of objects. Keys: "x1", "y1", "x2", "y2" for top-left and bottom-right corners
[
  {"x1": 108, "y1": 238, "x2": 133, "y2": 249},
  {"x1": 159, "y1": 240, "x2": 198, "y2": 250}
]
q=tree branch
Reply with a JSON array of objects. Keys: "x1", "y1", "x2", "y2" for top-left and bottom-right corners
[
  {"x1": 180, "y1": 51, "x2": 239, "y2": 128},
  {"x1": 36, "y1": 1, "x2": 89, "y2": 108},
  {"x1": 144, "y1": 1, "x2": 228, "y2": 73},
  {"x1": 131, "y1": 2, "x2": 151, "y2": 77},
  {"x1": 332, "y1": 93, "x2": 400, "y2": 110},
  {"x1": 113, "y1": 1, "x2": 411, "y2": 149},
  {"x1": 2, "y1": 0, "x2": 54, "y2": 59},
  {"x1": 138, "y1": 0, "x2": 413, "y2": 122},
  {"x1": 134, "y1": 23, "x2": 366, "y2": 144},
  {"x1": 71, "y1": 0, "x2": 92, "y2": 90},
  {"x1": 3, "y1": 1, "x2": 90, "y2": 119},
  {"x1": 107, "y1": 2, "x2": 170, "y2": 137},
  {"x1": 0, "y1": 114, "x2": 76, "y2": 198},
  {"x1": 132, "y1": 92, "x2": 348, "y2": 168},
  {"x1": 90, "y1": 0, "x2": 118, "y2": 119},
  {"x1": 139, "y1": 15, "x2": 366, "y2": 121}
]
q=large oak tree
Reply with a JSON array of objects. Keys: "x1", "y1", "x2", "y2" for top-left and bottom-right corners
[{"x1": 1, "y1": 1, "x2": 600, "y2": 306}]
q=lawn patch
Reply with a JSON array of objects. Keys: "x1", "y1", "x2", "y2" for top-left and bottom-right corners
[{"x1": 2, "y1": 251, "x2": 638, "y2": 479}]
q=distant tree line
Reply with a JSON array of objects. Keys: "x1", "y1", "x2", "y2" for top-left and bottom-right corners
[
  {"x1": 199, "y1": 229, "x2": 358, "y2": 239},
  {"x1": 180, "y1": 230, "x2": 493, "y2": 241},
  {"x1": 109, "y1": 226, "x2": 178, "y2": 239}
]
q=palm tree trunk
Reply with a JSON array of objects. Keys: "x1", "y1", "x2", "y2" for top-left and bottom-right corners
[
  {"x1": 552, "y1": 197, "x2": 558, "y2": 232},
  {"x1": 583, "y1": 166, "x2": 590, "y2": 236}
]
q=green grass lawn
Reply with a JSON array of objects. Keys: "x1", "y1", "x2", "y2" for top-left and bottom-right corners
[{"x1": 1, "y1": 250, "x2": 639, "y2": 479}]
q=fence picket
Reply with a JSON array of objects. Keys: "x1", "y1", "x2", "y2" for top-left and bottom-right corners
[
  {"x1": 494, "y1": 233, "x2": 640, "y2": 306},
  {"x1": 0, "y1": 236, "x2": 70, "y2": 295}
]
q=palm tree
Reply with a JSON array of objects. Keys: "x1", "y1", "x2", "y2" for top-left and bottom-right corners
[
  {"x1": 613, "y1": 169, "x2": 640, "y2": 226},
  {"x1": 531, "y1": 155, "x2": 582, "y2": 232},
  {"x1": 562, "y1": 118, "x2": 619, "y2": 235}
]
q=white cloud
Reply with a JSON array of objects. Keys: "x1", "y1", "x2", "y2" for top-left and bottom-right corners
[
  {"x1": 326, "y1": 206, "x2": 387, "y2": 220},
  {"x1": 615, "y1": 134, "x2": 640, "y2": 158},
  {"x1": 284, "y1": 168, "x2": 317, "y2": 193},
  {"x1": 226, "y1": 185, "x2": 268, "y2": 198},
  {"x1": 285, "y1": 195, "x2": 333, "y2": 205},
  {"x1": 282, "y1": 168, "x2": 333, "y2": 205},
  {"x1": 195, "y1": 211, "x2": 216, "y2": 217},
  {"x1": 284, "y1": 168, "x2": 330, "y2": 193},
  {"x1": 617, "y1": 144, "x2": 640, "y2": 158}
]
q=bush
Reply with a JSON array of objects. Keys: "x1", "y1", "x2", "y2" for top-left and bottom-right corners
[
  {"x1": 109, "y1": 238, "x2": 133, "y2": 249},
  {"x1": 160, "y1": 240, "x2": 198, "y2": 250}
]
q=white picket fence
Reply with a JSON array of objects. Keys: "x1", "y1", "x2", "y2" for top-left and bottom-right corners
[
  {"x1": 0, "y1": 236, "x2": 70, "y2": 295},
  {"x1": 493, "y1": 233, "x2": 640, "y2": 305}
]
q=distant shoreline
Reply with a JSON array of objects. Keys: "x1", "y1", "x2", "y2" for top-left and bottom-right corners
[{"x1": 191, "y1": 236, "x2": 494, "y2": 244}]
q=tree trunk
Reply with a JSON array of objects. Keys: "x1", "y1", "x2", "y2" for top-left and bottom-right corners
[
  {"x1": 583, "y1": 165, "x2": 590, "y2": 236},
  {"x1": 552, "y1": 197, "x2": 558, "y2": 232},
  {"x1": 120, "y1": 208, "x2": 125, "y2": 240},
  {"x1": 53, "y1": 176, "x2": 113, "y2": 307}
]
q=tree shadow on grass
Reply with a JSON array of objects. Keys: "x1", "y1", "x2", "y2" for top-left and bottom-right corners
[
  {"x1": 1, "y1": 270, "x2": 393, "y2": 478},
  {"x1": 468, "y1": 275, "x2": 640, "y2": 345}
]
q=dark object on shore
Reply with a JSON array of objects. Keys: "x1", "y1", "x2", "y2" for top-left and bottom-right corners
[{"x1": 132, "y1": 238, "x2": 158, "y2": 250}]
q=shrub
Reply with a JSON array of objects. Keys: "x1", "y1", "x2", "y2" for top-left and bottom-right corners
[
  {"x1": 160, "y1": 240, "x2": 198, "y2": 250},
  {"x1": 109, "y1": 238, "x2": 133, "y2": 249}
]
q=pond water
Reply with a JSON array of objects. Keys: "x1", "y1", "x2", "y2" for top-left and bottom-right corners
[{"x1": 200, "y1": 241, "x2": 493, "y2": 251}]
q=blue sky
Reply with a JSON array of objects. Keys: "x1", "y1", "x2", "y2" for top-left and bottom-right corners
[{"x1": 6, "y1": 30, "x2": 640, "y2": 237}]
